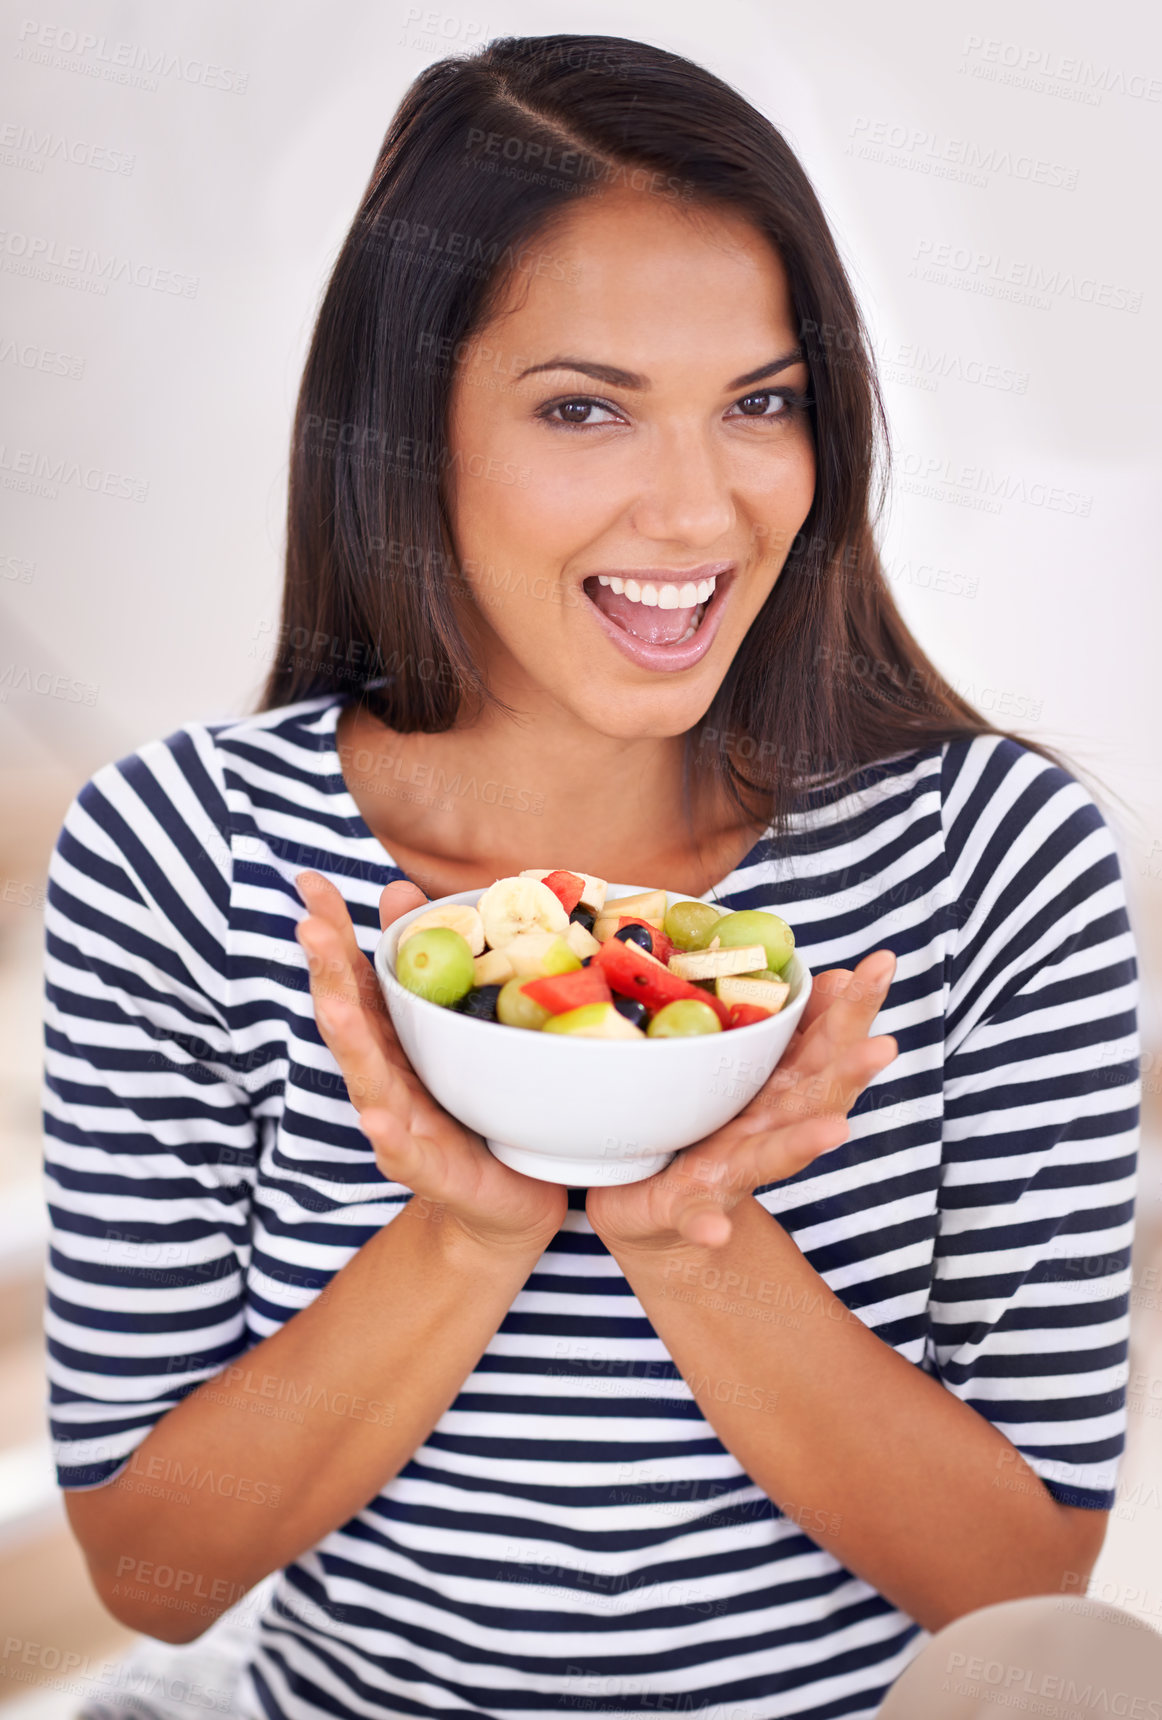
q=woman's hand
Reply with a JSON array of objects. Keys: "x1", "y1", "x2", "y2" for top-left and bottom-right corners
[
  {"x1": 294, "y1": 871, "x2": 567, "y2": 1253},
  {"x1": 586, "y1": 949, "x2": 899, "y2": 1254}
]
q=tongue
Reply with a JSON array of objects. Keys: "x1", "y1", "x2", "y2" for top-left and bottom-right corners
[{"x1": 587, "y1": 581, "x2": 700, "y2": 644}]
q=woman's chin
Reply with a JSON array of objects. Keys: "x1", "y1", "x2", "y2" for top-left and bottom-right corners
[{"x1": 552, "y1": 685, "x2": 712, "y2": 742}]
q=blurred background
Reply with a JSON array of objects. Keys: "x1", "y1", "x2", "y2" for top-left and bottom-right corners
[{"x1": 1, "y1": 0, "x2": 1159, "y2": 1709}]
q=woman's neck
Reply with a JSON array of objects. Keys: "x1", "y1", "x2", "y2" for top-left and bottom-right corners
[{"x1": 334, "y1": 701, "x2": 765, "y2": 900}]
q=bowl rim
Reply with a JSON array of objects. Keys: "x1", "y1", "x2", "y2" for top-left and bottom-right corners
[{"x1": 373, "y1": 884, "x2": 812, "y2": 1045}]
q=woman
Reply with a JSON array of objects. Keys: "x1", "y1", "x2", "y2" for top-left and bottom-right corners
[{"x1": 43, "y1": 33, "x2": 1140, "y2": 1720}]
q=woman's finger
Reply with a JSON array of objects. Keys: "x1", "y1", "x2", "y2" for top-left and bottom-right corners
[
  {"x1": 754, "y1": 1036, "x2": 897, "y2": 1132},
  {"x1": 298, "y1": 913, "x2": 414, "y2": 1078},
  {"x1": 308, "y1": 978, "x2": 411, "y2": 1122},
  {"x1": 380, "y1": 877, "x2": 428, "y2": 931},
  {"x1": 793, "y1": 966, "x2": 856, "y2": 1036},
  {"x1": 295, "y1": 871, "x2": 385, "y2": 1015},
  {"x1": 794, "y1": 950, "x2": 895, "y2": 1038},
  {"x1": 671, "y1": 1112, "x2": 853, "y2": 1246},
  {"x1": 817, "y1": 950, "x2": 895, "y2": 1033}
]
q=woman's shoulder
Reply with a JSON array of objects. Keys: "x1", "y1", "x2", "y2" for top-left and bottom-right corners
[
  {"x1": 798, "y1": 730, "x2": 1124, "y2": 921},
  {"x1": 795, "y1": 729, "x2": 1092, "y2": 839},
  {"x1": 939, "y1": 728, "x2": 1084, "y2": 800},
  {"x1": 936, "y1": 729, "x2": 1120, "y2": 877},
  {"x1": 821, "y1": 728, "x2": 1111, "y2": 842},
  {"x1": 68, "y1": 694, "x2": 347, "y2": 838},
  {"x1": 50, "y1": 693, "x2": 350, "y2": 932},
  {"x1": 108, "y1": 690, "x2": 347, "y2": 788}
]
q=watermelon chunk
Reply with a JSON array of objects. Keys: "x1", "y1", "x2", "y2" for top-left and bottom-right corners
[
  {"x1": 542, "y1": 869, "x2": 586, "y2": 915},
  {"x1": 520, "y1": 965, "x2": 611, "y2": 1015},
  {"x1": 616, "y1": 916, "x2": 676, "y2": 964},
  {"x1": 726, "y1": 1001, "x2": 775, "y2": 1029},
  {"x1": 594, "y1": 936, "x2": 732, "y2": 1028}
]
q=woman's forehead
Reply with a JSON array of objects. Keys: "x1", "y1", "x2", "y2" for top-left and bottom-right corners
[{"x1": 464, "y1": 195, "x2": 800, "y2": 378}]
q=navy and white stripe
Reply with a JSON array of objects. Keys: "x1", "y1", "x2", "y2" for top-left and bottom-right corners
[{"x1": 41, "y1": 692, "x2": 1141, "y2": 1720}]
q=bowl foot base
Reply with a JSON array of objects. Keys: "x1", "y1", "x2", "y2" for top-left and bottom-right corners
[{"x1": 485, "y1": 1140, "x2": 674, "y2": 1187}]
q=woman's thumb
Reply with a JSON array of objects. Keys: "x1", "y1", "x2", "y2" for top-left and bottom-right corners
[{"x1": 379, "y1": 877, "x2": 428, "y2": 931}]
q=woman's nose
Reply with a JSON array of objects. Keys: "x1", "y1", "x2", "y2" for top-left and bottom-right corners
[{"x1": 628, "y1": 429, "x2": 737, "y2": 547}]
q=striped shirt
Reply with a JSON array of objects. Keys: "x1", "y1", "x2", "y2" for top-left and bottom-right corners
[{"x1": 41, "y1": 690, "x2": 1141, "y2": 1720}]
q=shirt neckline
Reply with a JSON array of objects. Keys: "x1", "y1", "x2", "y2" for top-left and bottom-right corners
[{"x1": 318, "y1": 692, "x2": 774, "y2": 905}]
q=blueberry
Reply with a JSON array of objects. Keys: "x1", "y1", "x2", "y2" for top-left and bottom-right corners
[
  {"x1": 569, "y1": 904, "x2": 596, "y2": 932},
  {"x1": 614, "y1": 923, "x2": 653, "y2": 953},
  {"x1": 580, "y1": 956, "x2": 593, "y2": 967},
  {"x1": 453, "y1": 983, "x2": 502, "y2": 1021},
  {"x1": 613, "y1": 996, "x2": 649, "y2": 1029}
]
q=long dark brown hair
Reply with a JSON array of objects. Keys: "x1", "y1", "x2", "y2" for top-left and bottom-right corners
[{"x1": 257, "y1": 32, "x2": 1111, "y2": 844}]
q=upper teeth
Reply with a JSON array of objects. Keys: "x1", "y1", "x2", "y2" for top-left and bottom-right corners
[{"x1": 596, "y1": 574, "x2": 717, "y2": 608}]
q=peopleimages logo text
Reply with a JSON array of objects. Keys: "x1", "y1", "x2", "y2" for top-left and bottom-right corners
[
  {"x1": 15, "y1": 20, "x2": 248, "y2": 92},
  {"x1": 0, "y1": 229, "x2": 198, "y2": 296},
  {"x1": 911, "y1": 240, "x2": 1142, "y2": 312}
]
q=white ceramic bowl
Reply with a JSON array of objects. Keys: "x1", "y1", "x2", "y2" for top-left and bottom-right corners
[{"x1": 374, "y1": 885, "x2": 813, "y2": 1186}]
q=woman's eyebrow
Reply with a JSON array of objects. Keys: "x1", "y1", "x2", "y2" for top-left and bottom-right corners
[{"x1": 514, "y1": 349, "x2": 805, "y2": 390}]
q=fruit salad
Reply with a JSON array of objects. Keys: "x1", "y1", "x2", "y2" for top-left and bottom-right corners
[{"x1": 391, "y1": 868, "x2": 795, "y2": 1039}]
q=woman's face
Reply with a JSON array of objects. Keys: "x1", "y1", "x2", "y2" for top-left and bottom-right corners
[{"x1": 442, "y1": 186, "x2": 816, "y2": 741}]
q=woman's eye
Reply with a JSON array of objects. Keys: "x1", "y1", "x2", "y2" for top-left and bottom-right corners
[
  {"x1": 728, "y1": 390, "x2": 789, "y2": 419},
  {"x1": 542, "y1": 398, "x2": 621, "y2": 427}
]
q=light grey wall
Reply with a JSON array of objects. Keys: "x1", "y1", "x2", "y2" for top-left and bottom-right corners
[{"x1": 2, "y1": 0, "x2": 1159, "y2": 1028}]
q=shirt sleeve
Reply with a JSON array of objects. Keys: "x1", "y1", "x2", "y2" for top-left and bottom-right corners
[
  {"x1": 41, "y1": 724, "x2": 258, "y2": 1489},
  {"x1": 928, "y1": 735, "x2": 1140, "y2": 1510}
]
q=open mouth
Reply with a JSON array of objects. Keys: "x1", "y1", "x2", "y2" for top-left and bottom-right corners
[{"x1": 581, "y1": 568, "x2": 731, "y2": 648}]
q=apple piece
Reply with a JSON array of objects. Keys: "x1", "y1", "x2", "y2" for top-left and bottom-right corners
[
  {"x1": 501, "y1": 929, "x2": 583, "y2": 979},
  {"x1": 667, "y1": 944, "x2": 768, "y2": 981},
  {"x1": 716, "y1": 974, "x2": 791, "y2": 1014},
  {"x1": 474, "y1": 947, "x2": 515, "y2": 986},
  {"x1": 564, "y1": 919, "x2": 601, "y2": 959},
  {"x1": 605, "y1": 888, "x2": 666, "y2": 928},
  {"x1": 593, "y1": 909, "x2": 673, "y2": 944},
  {"x1": 540, "y1": 1000, "x2": 645, "y2": 1039}
]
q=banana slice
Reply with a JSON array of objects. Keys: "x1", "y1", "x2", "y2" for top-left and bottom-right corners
[
  {"x1": 520, "y1": 868, "x2": 608, "y2": 913},
  {"x1": 477, "y1": 874, "x2": 568, "y2": 949},
  {"x1": 667, "y1": 943, "x2": 767, "y2": 980},
  {"x1": 398, "y1": 903, "x2": 485, "y2": 955}
]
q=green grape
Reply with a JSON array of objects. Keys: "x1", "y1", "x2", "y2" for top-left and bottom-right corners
[
  {"x1": 646, "y1": 999, "x2": 722, "y2": 1038},
  {"x1": 711, "y1": 910, "x2": 794, "y2": 974},
  {"x1": 495, "y1": 977, "x2": 553, "y2": 1031},
  {"x1": 396, "y1": 926, "x2": 475, "y2": 1006},
  {"x1": 662, "y1": 900, "x2": 726, "y2": 951}
]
